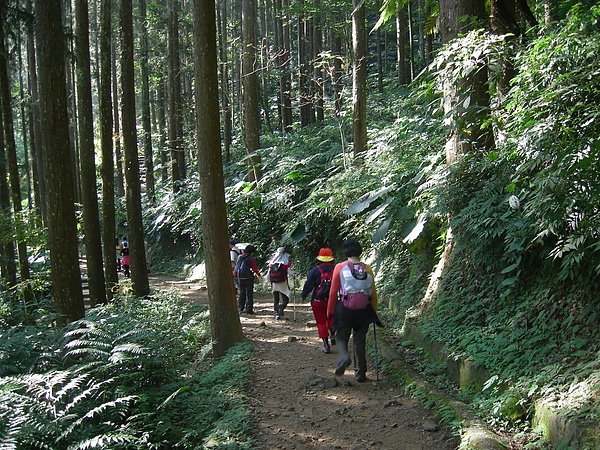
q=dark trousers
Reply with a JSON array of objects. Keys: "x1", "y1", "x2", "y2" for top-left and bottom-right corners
[
  {"x1": 238, "y1": 278, "x2": 254, "y2": 312},
  {"x1": 273, "y1": 291, "x2": 289, "y2": 316},
  {"x1": 335, "y1": 322, "x2": 369, "y2": 377}
]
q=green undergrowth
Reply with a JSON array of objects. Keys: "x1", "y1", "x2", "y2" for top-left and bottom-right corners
[{"x1": 0, "y1": 292, "x2": 254, "y2": 449}]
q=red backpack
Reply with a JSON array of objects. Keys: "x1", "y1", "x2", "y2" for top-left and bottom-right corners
[{"x1": 315, "y1": 266, "x2": 332, "y2": 300}]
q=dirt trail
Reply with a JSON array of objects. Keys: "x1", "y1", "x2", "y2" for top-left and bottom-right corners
[{"x1": 150, "y1": 275, "x2": 455, "y2": 450}]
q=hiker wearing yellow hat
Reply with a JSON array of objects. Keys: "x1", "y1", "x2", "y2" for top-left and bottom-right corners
[{"x1": 301, "y1": 248, "x2": 336, "y2": 353}]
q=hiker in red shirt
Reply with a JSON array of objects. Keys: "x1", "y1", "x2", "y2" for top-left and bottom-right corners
[{"x1": 301, "y1": 248, "x2": 335, "y2": 353}]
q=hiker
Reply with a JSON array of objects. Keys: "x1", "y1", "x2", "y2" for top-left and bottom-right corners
[
  {"x1": 233, "y1": 244, "x2": 261, "y2": 314},
  {"x1": 120, "y1": 241, "x2": 131, "y2": 278},
  {"x1": 301, "y1": 248, "x2": 335, "y2": 353},
  {"x1": 327, "y1": 237, "x2": 380, "y2": 382},
  {"x1": 267, "y1": 246, "x2": 292, "y2": 319},
  {"x1": 229, "y1": 239, "x2": 241, "y2": 270},
  {"x1": 116, "y1": 240, "x2": 122, "y2": 272},
  {"x1": 229, "y1": 239, "x2": 241, "y2": 293}
]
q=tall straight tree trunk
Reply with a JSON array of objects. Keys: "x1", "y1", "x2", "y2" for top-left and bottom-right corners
[
  {"x1": 111, "y1": 34, "x2": 124, "y2": 197},
  {"x1": 242, "y1": 0, "x2": 261, "y2": 181},
  {"x1": 276, "y1": 0, "x2": 292, "y2": 131},
  {"x1": 35, "y1": 0, "x2": 84, "y2": 324},
  {"x1": 17, "y1": 32, "x2": 33, "y2": 211},
  {"x1": 351, "y1": 0, "x2": 367, "y2": 157},
  {"x1": 74, "y1": 0, "x2": 107, "y2": 306},
  {"x1": 0, "y1": 96, "x2": 17, "y2": 287},
  {"x1": 376, "y1": 27, "x2": 383, "y2": 92},
  {"x1": 99, "y1": 0, "x2": 117, "y2": 299},
  {"x1": 139, "y1": 0, "x2": 156, "y2": 202},
  {"x1": 64, "y1": 1, "x2": 82, "y2": 206},
  {"x1": 217, "y1": 0, "x2": 232, "y2": 161},
  {"x1": 407, "y1": 0, "x2": 415, "y2": 81},
  {"x1": 192, "y1": 0, "x2": 244, "y2": 357},
  {"x1": 331, "y1": 27, "x2": 343, "y2": 115},
  {"x1": 26, "y1": 0, "x2": 46, "y2": 224},
  {"x1": 168, "y1": 0, "x2": 186, "y2": 192},
  {"x1": 120, "y1": 0, "x2": 150, "y2": 297},
  {"x1": 157, "y1": 80, "x2": 168, "y2": 183},
  {"x1": 396, "y1": 6, "x2": 408, "y2": 85},
  {"x1": 0, "y1": 10, "x2": 33, "y2": 303},
  {"x1": 313, "y1": 0, "x2": 324, "y2": 122}
]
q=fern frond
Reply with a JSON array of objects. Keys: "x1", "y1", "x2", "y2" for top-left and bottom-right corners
[{"x1": 67, "y1": 432, "x2": 138, "y2": 450}]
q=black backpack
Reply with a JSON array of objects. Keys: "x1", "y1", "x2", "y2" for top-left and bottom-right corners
[
  {"x1": 315, "y1": 266, "x2": 332, "y2": 300},
  {"x1": 269, "y1": 262, "x2": 287, "y2": 283},
  {"x1": 234, "y1": 255, "x2": 252, "y2": 279}
]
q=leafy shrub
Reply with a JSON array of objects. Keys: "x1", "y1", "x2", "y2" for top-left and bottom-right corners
[{"x1": 0, "y1": 292, "x2": 253, "y2": 449}]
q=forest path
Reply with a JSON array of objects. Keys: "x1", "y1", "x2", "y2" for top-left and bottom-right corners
[{"x1": 150, "y1": 275, "x2": 454, "y2": 450}]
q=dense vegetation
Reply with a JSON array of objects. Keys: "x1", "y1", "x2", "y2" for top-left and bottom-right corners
[
  {"x1": 147, "y1": 4, "x2": 600, "y2": 445},
  {"x1": 1, "y1": 292, "x2": 253, "y2": 448},
  {"x1": 1, "y1": 0, "x2": 598, "y2": 447}
]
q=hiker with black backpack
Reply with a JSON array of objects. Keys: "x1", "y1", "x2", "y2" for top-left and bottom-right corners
[
  {"x1": 301, "y1": 248, "x2": 336, "y2": 353},
  {"x1": 327, "y1": 237, "x2": 381, "y2": 382},
  {"x1": 266, "y1": 246, "x2": 292, "y2": 319},
  {"x1": 233, "y1": 245, "x2": 262, "y2": 314}
]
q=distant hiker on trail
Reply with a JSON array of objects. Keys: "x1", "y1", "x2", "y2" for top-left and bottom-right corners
[
  {"x1": 229, "y1": 239, "x2": 241, "y2": 270},
  {"x1": 301, "y1": 248, "x2": 335, "y2": 353},
  {"x1": 327, "y1": 237, "x2": 381, "y2": 382},
  {"x1": 116, "y1": 240, "x2": 122, "y2": 272},
  {"x1": 229, "y1": 239, "x2": 241, "y2": 293},
  {"x1": 234, "y1": 244, "x2": 261, "y2": 314},
  {"x1": 266, "y1": 246, "x2": 292, "y2": 320},
  {"x1": 120, "y1": 241, "x2": 131, "y2": 278}
]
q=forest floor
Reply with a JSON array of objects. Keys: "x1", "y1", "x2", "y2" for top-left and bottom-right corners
[{"x1": 149, "y1": 274, "x2": 456, "y2": 450}]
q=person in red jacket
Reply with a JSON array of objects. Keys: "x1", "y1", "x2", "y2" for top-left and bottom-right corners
[
  {"x1": 327, "y1": 237, "x2": 379, "y2": 382},
  {"x1": 302, "y1": 248, "x2": 335, "y2": 352}
]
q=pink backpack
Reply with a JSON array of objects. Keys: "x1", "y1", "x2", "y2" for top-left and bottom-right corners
[{"x1": 339, "y1": 261, "x2": 373, "y2": 310}]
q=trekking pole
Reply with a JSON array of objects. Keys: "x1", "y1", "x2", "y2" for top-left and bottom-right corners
[
  {"x1": 372, "y1": 322, "x2": 380, "y2": 383},
  {"x1": 292, "y1": 275, "x2": 296, "y2": 322}
]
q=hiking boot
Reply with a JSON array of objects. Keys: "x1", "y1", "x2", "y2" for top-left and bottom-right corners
[
  {"x1": 355, "y1": 373, "x2": 367, "y2": 382},
  {"x1": 321, "y1": 345, "x2": 331, "y2": 354},
  {"x1": 335, "y1": 358, "x2": 351, "y2": 376}
]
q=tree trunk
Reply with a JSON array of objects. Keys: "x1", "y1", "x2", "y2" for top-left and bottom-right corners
[
  {"x1": 192, "y1": 0, "x2": 244, "y2": 357},
  {"x1": 99, "y1": 0, "x2": 117, "y2": 300},
  {"x1": 157, "y1": 80, "x2": 168, "y2": 183},
  {"x1": 120, "y1": 0, "x2": 150, "y2": 297},
  {"x1": 313, "y1": 0, "x2": 324, "y2": 121},
  {"x1": 26, "y1": 0, "x2": 47, "y2": 224},
  {"x1": 35, "y1": 0, "x2": 84, "y2": 324},
  {"x1": 407, "y1": 0, "x2": 415, "y2": 81},
  {"x1": 217, "y1": 0, "x2": 232, "y2": 161},
  {"x1": 17, "y1": 31, "x2": 33, "y2": 211},
  {"x1": 376, "y1": 27, "x2": 383, "y2": 93},
  {"x1": 396, "y1": 6, "x2": 408, "y2": 85},
  {"x1": 331, "y1": 27, "x2": 343, "y2": 115},
  {"x1": 276, "y1": 0, "x2": 292, "y2": 131},
  {"x1": 351, "y1": 0, "x2": 367, "y2": 158},
  {"x1": 139, "y1": 0, "x2": 156, "y2": 203},
  {"x1": 0, "y1": 95, "x2": 17, "y2": 287},
  {"x1": 0, "y1": 9, "x2": 33, "y2": 303},
  {"x1": 111, "y1": 32, "x2": 124, "y2": 197},
  {"x1": 64, "y1": 1, "x2": 82, "y2": 206},
  {"x1": 74, "y1": 0, "x2": 107, "y2": 306},
  {"x1": 242, "y1": 0, "x2": 261, "y2": 181},
  {"x1": 168, "y1": 0, "x2": 186, "y2": 192}
]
